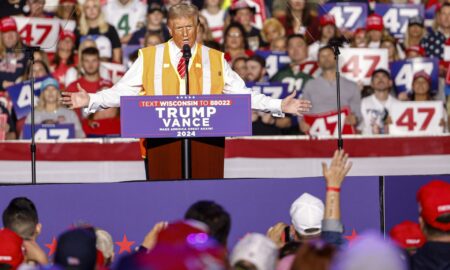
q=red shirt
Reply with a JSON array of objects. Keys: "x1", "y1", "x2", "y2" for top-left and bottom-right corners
[
  {"x1": 66, "y1": 76, "x2": 113, "y2": 94},
  {"x1": 66, "y1": 77, "x2": 120, "y2": 137}
]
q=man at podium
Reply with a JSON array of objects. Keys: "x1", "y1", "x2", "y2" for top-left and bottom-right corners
[{"x1": 62, "y1": 3, "x2": 311, "y2": 179}]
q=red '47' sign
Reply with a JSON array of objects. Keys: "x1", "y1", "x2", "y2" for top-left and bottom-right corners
[
  {"x1": 339, "y1": 48, "x2": 389, "y2": 85},
  {"x1": 13, "y1": 17, "x2": 61, "y2": 52},
  {"x1": 389, "y1": 101, "x2": 444, "y2": 135},
  {"x1": 303, "y1": 107, "x2": 355, "y2": 137}
]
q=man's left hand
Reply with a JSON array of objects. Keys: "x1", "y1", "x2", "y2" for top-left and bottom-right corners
[{"x1": 281, "y1": 91, "x2": 312, "y2": 116}]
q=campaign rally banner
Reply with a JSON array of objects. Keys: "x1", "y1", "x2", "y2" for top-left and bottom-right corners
[
  {"x1": 121, "y1": 94, "x2": 252, "y2": 138},
  {"x1": 389, "y1": 101, "x2": 444, "y2": 135},
  {"x1": 0, "y1": 114, "x2": 6, "y2": 141},
  {"x1": 375, "y1": 4, "x2": 424, "y2": 39},
  {"x1": 22, "y1": 124, "x2": 75, "y2": 140},
  {"x1": 246, "y1": 82, "x2": 292, "y2": 99},
  {"x1": 303, "y1": 107, "x2": 355, "y2": 136},
  {"x1": 339, "y1": 48, "x2": 389, "y2": 85},
  {"x1": 100, "y1": 62, "x2": 126, "y2": 84},
  {"x1": 255, "y1": 50, "x2": 290, "y2": 78},
  {"x1": 13, "y1": 17, "x2": 61, "y2": 52},
  {"x1": 6, "y1": 76, "x2": 50, "y2": 120},
  {"x1": 390, "y1": 58, "x2": 438, "y2": 95},
  {"x1": 318, "y1": 2, "x2": 368, "y2": 31}
]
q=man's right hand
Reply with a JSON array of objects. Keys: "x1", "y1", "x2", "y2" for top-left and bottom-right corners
[{"x1": 61, "y1": 83, "x2": 90, "y2": 109}]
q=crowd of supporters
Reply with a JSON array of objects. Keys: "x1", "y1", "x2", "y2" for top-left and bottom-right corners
[
  {"x1": 0, "y1": 0, "x2": 450, "y2": 139},
  {"x1": 0, "y1": 150, "x2": 449, "y2": 270}
]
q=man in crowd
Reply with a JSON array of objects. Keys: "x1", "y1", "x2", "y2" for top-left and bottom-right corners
[
  {"x1": 360, "y1": 69, "x2": 398, "y2": 135},
  {"x1": 271, "y1": 34, "x2": 312, "y2": 94},
  {"x1": 411, "y1": 180, "x2": 450, "y2": 269},
  {"x1": 2, "y1": 197, "x2": 48, "y2": 266},
  {"x1": 66, "y1": 47, "x2": 119, "y2": 137},
  {"x1": 267, "y1": 150, "x2": 351, "y2": 247},
  {"x1": 300, "y1": 46, "x2": 361, "y2": 134}
]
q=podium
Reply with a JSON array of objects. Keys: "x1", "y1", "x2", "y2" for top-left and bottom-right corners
[
  {"x1": 120, "y1": 95, "x2": 252, "y2": 180},
  {"x1": 145, "y1": 137, "x2": 225, "y2": 180}
]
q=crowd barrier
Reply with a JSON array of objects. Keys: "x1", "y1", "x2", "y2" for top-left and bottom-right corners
[{"x1": 0, "y1": 135, "x2": 449, "y2": 183}]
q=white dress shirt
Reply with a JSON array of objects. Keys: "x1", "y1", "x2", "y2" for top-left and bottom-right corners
[{"x1": 87, "y1": 41, "x2": 283, "y2": 115}]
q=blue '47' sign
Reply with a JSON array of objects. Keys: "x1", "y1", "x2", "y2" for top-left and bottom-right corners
[
  {"x1": 318, "y1": 2, "x2": 368, "y2": 31},
  {"x1": 375, "y1": 4, "x2": 424, "y2": 39},
  {"x1": 6, "y1": 76, "x2": 50, "y2": 119},
  {"x1": 390, "y1": 58, "x2": 438, "y2": 95}
]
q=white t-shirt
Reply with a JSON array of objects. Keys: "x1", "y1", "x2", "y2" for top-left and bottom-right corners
[
  {"x1": 200, "y1": 9, "x2": 226, "y2": 42},
  {"x1": 360, "y1": 94, "x2": 398, "y2": 135},
  {"x1": 102, "y1": 0, "x2": 147, "y2": 38}
]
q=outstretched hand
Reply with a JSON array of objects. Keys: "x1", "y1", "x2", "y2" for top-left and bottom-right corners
[
  {"x1": 61, "y1": 83, "x2": 90, "y2": 109},
  {"x1": 321, "y1": 150, "x2": 352, "y2": 188},
  {"x1": 281, "y1": 91, "x2": 312, "y2": 116}
]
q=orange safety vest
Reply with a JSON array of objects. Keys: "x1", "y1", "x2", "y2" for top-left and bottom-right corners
[{"x1": 138, "y1": 42, "x2": 225, "y2": 158}]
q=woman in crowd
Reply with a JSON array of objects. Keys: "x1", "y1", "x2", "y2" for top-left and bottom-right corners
[
  {"x1": 77, "y1": 0, "x2": 121, "y2": 63},
  {"x1": 200, "y1": 0, "x2": 226, "y2": 42},
  {"x1": 55, "y1": 0, "x2": 80, "y2": 21},
  {"x1": 50, "y1": 30, "x2": 78, "y2": 89},
  {"x1": 308, "y1": 14, "x2": 338, "y2": 61},
  {"x1": 402, "y1": 15, "x2": 426, "y2": 50},
  {"x1": 0, "y1": 17, "x2": 26, "y2": 91},
  {"x1": 278, "y1": 0, "x2": 319, "y2": 43},
  {"x1": 261, "y1": 18, "x2": 286, "y2": 51},
  {"x1": 381, "y1": 36, "x2": 402, "y2": 63},
  {"x1": 24, "y1": 77, "x2": 85, "y2": 138},
  {"x1": 223, "y1": 23, "x2": 253, "y2": 63},
  {"x1": 21, "y1": 60, "x2": 50, "y2": 82}
]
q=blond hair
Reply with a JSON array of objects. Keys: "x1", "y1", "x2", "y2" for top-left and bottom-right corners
[
  {"x1": 262, "y1": 18, "x2": 285, "y2": 43},
  {"x1": 168, "y1": 3, "x2": 199, "y2": 25},
  {"x1": 79, "y1": 0, "x2": 109, "y2": 35}
]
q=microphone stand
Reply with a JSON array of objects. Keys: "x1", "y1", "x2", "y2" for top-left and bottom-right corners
[
  {"x1": 330, "y1": 44, "x2": 344, "y2": 150},
  {"x1": 182, "y1": 45, "x2": 192, "y2": 180},
  {"x1": 24, "y1": 46, "x2": 41, "y2": 184}
]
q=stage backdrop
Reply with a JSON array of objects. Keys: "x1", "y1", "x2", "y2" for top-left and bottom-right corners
[
  {"x1": 384, "y1": 175, "x2": 450, "y2": 233},
  {"x1": 0, "y1": 177, "x2": 379, "y2": 259}
]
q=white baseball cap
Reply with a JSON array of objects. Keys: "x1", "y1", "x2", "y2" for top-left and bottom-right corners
[
  {"x1": 290, "y1": 193, "x2": 324, "y2": 236},
  {"x1": 230, "y1": 233, "x2": 278, "y2": 270}
]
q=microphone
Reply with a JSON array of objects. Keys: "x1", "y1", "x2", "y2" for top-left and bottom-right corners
[
  {"x1": 327, "y1": 37, "x2": 349, "y2": 48},
  {"x1": 183, "y1": 44, "x2": 191, "y2": 59}
]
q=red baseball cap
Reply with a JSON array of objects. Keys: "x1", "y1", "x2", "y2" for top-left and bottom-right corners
[
  {"x1": 366, "y1": 14, "x2": 384, "y2": 31},
  {"x1": 406, "y1": 45, "x2": 426, "y2": 57},
  {"x1": 60, "y1": 30, "x2": 76, "y2": 43},
  {"x1": 413, "y1": 70, "x2": 431, "y2": 84},
  {"x1": 0, "y1": 228, "x2": 24, "y2": 269},
  {"x1": 0, "y1": 17, "x2": 18, "y2": 33},
  {"x1": 320, "y1": 14, "x2": 336, "y2": 27},
  {"x1": 389, "y1": 221, "x2": 426, "y2": 249},
  {"x1": 417, "y1": 180, "x2": 450, "y2": 231},
  {"x1": 156, "y1": 220, "x2": 209, "y2": 246},
  {"x1": 60, "y1": 0, "x2": 77, "y2": 3}
]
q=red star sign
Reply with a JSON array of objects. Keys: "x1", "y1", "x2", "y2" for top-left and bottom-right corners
[
  {"x1": 115, "y1": 234, "x2": 135, "y2": 254},
  {"x1": 45, "y1": 237, "x2": 57, "y2": 256},
  {"x1": 344, "y1": 229, "x2": 358, "y2": 243}
]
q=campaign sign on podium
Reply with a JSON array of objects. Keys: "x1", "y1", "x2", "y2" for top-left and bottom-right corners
[{"x1": 120, "y1": 94, "x2": 252, "y2": 138}]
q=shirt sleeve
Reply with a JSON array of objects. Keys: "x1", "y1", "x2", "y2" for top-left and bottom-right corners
[
  {"x1": 85, "y1": 51, "x2": 144, "y2": 114},
  {"x1": 222, "y1": 57, "x2": 283, "y2": 116}
]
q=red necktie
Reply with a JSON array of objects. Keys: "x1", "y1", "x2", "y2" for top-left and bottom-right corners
[{"x1": 177, "y1": 53, "x2": 186, "y2": 78}]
